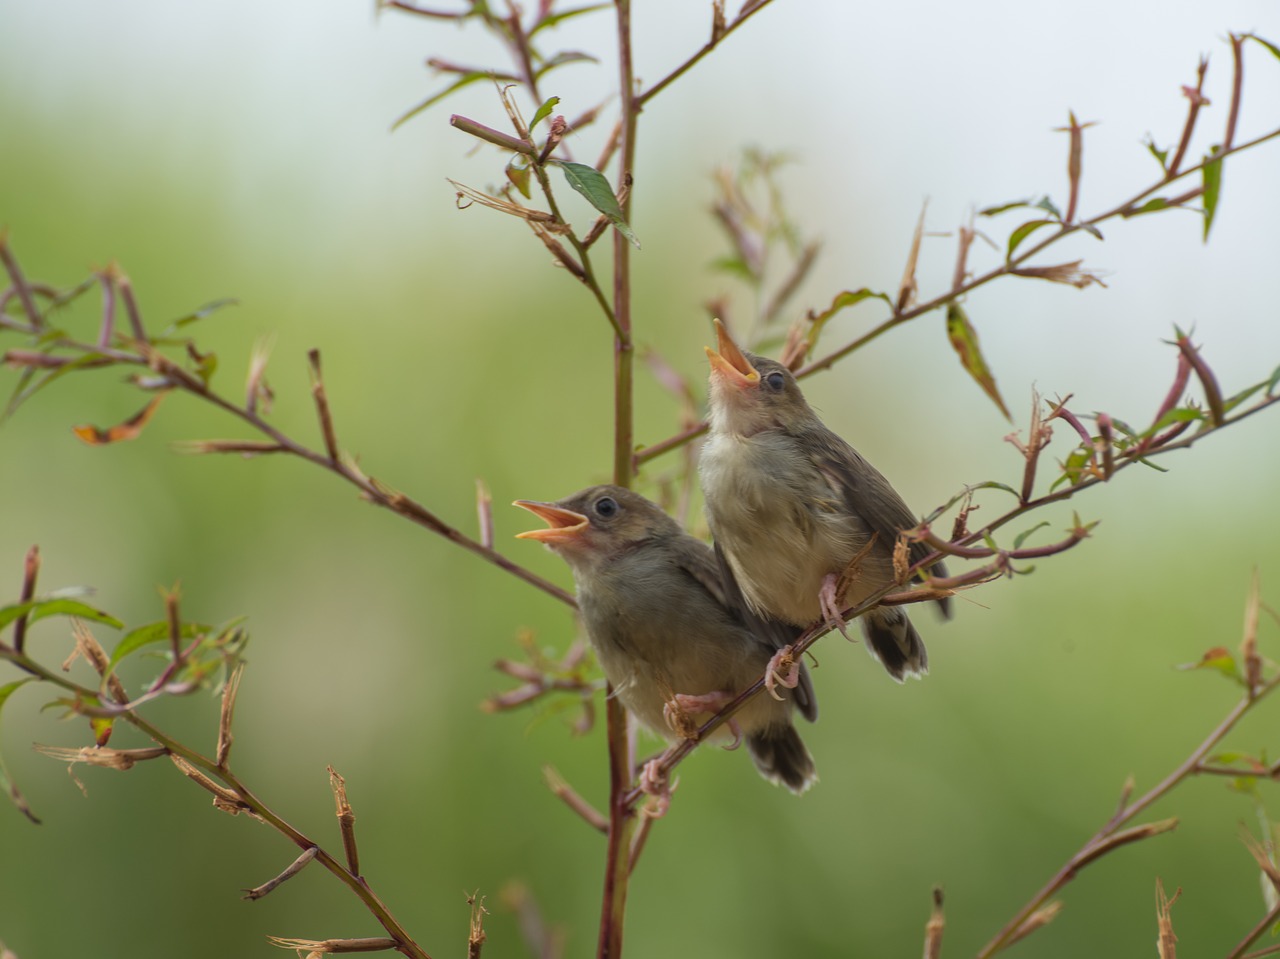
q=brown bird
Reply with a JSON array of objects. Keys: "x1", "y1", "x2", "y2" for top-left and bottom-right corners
[
  {"x1": 700, "y1": 319, "x2": 949, "y2": 681},
  {"x1": 514, "y1": 485, "x2": 818, "y2": 795}
]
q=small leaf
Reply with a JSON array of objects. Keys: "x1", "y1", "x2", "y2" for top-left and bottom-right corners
[
  {"x1": 505, "y1": 154, "x2": 532, "y2": 199},
  {"x1": 1202, "y1": 145, "x2": 1223, "y2": 242},
  {"x1": 1078, "y1": 223, "x2": 1104, "y2": 240},
  {"x1": 709, "y1": 256, "x2": 755, "y2": 281},
  {"x1": 529, "y1": 96, "x2": 560, "y2": 130},
  {"x1": 1034, "y1": 196, "x2": 1063, "y2": 220},
  {"x1": 1012, "y1": 522, "x2": 1050, "y2": 550},
  {"x1": 1244, "y1": 33, "x2": 1280, "y2": 63},
  {"x1": 979, "y1": 199, "x2": 1034, "y2": 217},
  {"x1": 72, "y1": 394, "x2": 167, "y2": 445},
  {"x1": 945, "y1": 303, "x2": 1011, "y2": 419},
  {"x1": 554, "y1": 161, "x2": 640, "y2": 248},
  {"x1": 1176, "y1": 646, "x2": 1242, "y2": 684},
  {"x1": 1007, "y1": 219, "x2": 1053, "y2": 259},
  {"x1": 165, "y1": 297, "x2": 239, "y2": 332},
  {"x1": 1144, "y1": 137, "x2": 1169, "y2": 172},
  {"x1": 529, "y1": 2, "x2": 610, "y2": 36},
  {"x1": 1127, "y1": 198, "x2": 1169, "y2": 217},
  {"x1": 0, "y1": 679, "x2": 40, "y2": 823},
  {"x1": 534, "y1": 51, "x2": 599, "y2": 81},
  {"x1": 392, "y1": 72, "x2": 492, "y2": 131},
  {"x1": 1266, "y1": 364, "x2": 1280, "y2": 397},
  {"x1": 805, "y1": 288, "x2": 894, "y2": 351},
  {"x1": 0, "y1": 598, "x2": 124, "y2": 633},
  {"x1": 108, "y1": 620, "x2": 211, "y2": 670}
]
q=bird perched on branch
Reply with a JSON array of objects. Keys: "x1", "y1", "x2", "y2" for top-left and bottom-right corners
[
  {"x1": 514, "y1": 485, "x2": 818, "y2": 796},
  {"x1": 700, "y1": 319, "x2": 950, "y2": 681}
]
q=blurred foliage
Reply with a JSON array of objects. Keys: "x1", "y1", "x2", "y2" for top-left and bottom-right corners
[{"x1": 3, "y1": 3, "x2": 1280, "y2": 959}]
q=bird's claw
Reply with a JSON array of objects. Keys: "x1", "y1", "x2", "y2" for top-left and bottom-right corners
[
  {"x1": 663, "y1": 691, "x2": 742, "y2": 749},
  {"x1": 640, "y1": 759, "x2": 674, "y2": 818},
  {"x1": 764, "y1": 645, "x2": 800, "y2": 702},
  {"x1": 819, "y1": 573, "x2": 855, "y2": 642}
]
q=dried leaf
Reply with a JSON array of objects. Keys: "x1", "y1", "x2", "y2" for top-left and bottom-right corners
[
  {"x1": 945, "y1": 303, "x2": 1011, "y2": 419},
  {"x1": 73, "y1": 393, "x2": 167, "y2": 445}
]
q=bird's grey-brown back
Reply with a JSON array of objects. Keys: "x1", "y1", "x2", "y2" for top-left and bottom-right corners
[
  {"x1": 701, "y1": 331, "x2": 947, "y2": 681},
  {"x1": 514, "y1": 485, "x2": 817, "y2": 791}
]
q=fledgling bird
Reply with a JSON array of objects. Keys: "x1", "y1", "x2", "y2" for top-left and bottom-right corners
[
  {"x1": 513, "y1": 485, "x2": 818, "y2": 794},
  {"x1": 700, "y1": 319, "x2": 950, "y2": 681}
]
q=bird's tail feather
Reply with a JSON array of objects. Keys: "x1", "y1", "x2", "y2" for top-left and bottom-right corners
[
  {"x1": 860, "y1": 606, "x2": 928, "y2": 682},
  {"x1": 747, "y1": 724, "x2": 817, "y2": 794}
]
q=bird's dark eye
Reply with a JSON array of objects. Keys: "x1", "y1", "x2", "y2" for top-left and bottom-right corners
[
  {"x1": 764, "y1": 371, "x2": 786, "y2": 392},
  {"x1": 594, "y1": 496, "x2": 619, "y2": 518}
]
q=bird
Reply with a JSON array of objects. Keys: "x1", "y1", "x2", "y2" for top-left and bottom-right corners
[
  {"x1": 699, "y1": 318, "x2": 950, "y2": 682},
  {"x1": 513, "y1": 484, "x2": 818, "y2": 797}
]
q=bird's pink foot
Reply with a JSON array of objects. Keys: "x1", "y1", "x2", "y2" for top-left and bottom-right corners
[
  {"x1": 639, "y1": 759, "x2": 674, "y2": 817},
  {"x1": 663, "y1": 692, "x2": 742, "y2": 749},
  {"x1": 819, "y1": 572, "x2": 855, "y2": 642},
  {"x1": 764, "y1": 645, "x2": 800, "y2": 702}
]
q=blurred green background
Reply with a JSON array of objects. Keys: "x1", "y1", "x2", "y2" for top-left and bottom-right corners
[{"x1": 3, "y1": 2, "x2": 1280, "y2": 957}]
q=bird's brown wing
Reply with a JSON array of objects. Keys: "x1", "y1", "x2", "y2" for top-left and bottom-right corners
[{"x1": 806, "y1": 426, "x2": 952, "y2": 618}]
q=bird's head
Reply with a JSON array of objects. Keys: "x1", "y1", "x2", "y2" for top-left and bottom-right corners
[
  {"x1": 514, "y1": 485, "x2": 677, "y2": 568},
  {"x1": 705, "y1": 318, "x2": 814, "y2": 437}
]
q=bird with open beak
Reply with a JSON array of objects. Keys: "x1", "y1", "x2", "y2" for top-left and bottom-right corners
[
  {"x1": 514, "y1": 485, "x2": 818, "y2": 798},
  {"x1": 700, "y1": 319, "x2": 950, "y2": 681}
]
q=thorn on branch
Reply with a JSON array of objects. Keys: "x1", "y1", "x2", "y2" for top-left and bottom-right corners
[
  {"x1": 923, "y1": 887, "x2": 945, "y2": 959},
  {"x1": 217, "y1": 663, "x2": 244, "y2": 769},
  {"x1": 896, "y1": 201, "x2": 927, "y2": 313},
  {"x1": 1156, "y1": 879, "x2": 1181, "y2": 959},
  {"x1": 329, "y1": 766, "x2": 360, "y2": 878},
  {"x1": 543, "y1": 766, "x2": 607, "y2": 832},
  {"x1": 13, "y1": 545, "x2": 39, "y2": 654},
  {"x1": 467, "y1": 890, "x2": 488, "y2": 959},
  {"x1": 242, "y1": 846, "x2": 319, "y2": 901},
  {"x1": 308, "y1": 349, "x2": 341, "y2": 462},
  {"x1": 1168, "y1": 56, "x2": 1210, "y2": 177},
  {"x1": 1173, "y1": 329, "x2": 1224, "y2": 426}
]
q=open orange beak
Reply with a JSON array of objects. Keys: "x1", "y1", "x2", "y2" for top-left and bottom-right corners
[
  {"x1": 704, "y1": 318, "x2": 759, "y2": 389},
  {"x1": 513, "y1": 500, "x2": 590, "y2": 545}
]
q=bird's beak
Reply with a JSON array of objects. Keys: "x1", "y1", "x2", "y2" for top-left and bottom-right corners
[
  {"x1": 513, "y1": 500, "x2": 590, "y2": 545},
  {"x1": 705, "y1": 318, "x2": 759, "y2": 389}
]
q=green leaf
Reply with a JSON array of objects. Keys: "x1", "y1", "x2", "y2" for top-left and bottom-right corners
[
  {"x1": 1266, "y1": 364, "x2": 1280, "y2": 397},
  {"x1": 1128, "y1": 198, "x2": 1169, "y2": 217},
  {"x1": 1176, "y1": 646, "x2": 1243, "y2": 684},
  {"x1": 1012, "y1": 522, "x2": 1050, "y2": 550},
  {"x1": 945, "y1": 303, "x2": 1011, "y2": 419},
  {"x1": 978, "y1": 199, "x2": 1034, "y2": 217},
  {"x1": 1007, "y1": 219, "x2": 1053, "y2": 259},
  {"x1": 709, "y1": 256, "x2": 755, "y2": 281},
  {"x1": 2, "y1": 350, "x2": 113, "y2": 422},
  {"x1": 534, "y1": 51, "x2": 599, "y2": 81},
  {"x1": 1078, "y1": 223, "x2": 1104, "y2": 240},
  {"x1": 0, "y1": 679, "x2": 40, "y2": 823},
  {"x1": 505, "y1": 154, "x2": 532, "y2": 199},
  {"x1": 166, "y1": 297, "x2": 239, "y2": 332},
  {"x1": 108, "y1": 620, "x2": 212, "y2": 670},
  {"x1": 0, "y1": 598, "x2": 123, "y2": 634},
  {"x1": 554, "y1": 161, "x2": 640, "y2": 248},
  {"x1": 1034, "y1": 196, "x2": 1063, "y2": 220},
  {"x1": 1144, "y1": 137, "x2": 1169, "y2": 172},
  {"x1": 1202, "y1": 145, "x2": 1223, "y2": 242},
  {"x1": 529, "y1": 96, "x2": 560, "y2": 130},
  {"x1": 529, "y1": 2, "x2": 610, "y2": 36},
  {"x1": 805, "y1": 288, "x2": 893, "y2": 351},
  {"x1": 1244, "y1": 33, "x2": 1280, "y2": 63},
  {"x1": 392, "y1": 72, "x2": 492, "y2": 131}
]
